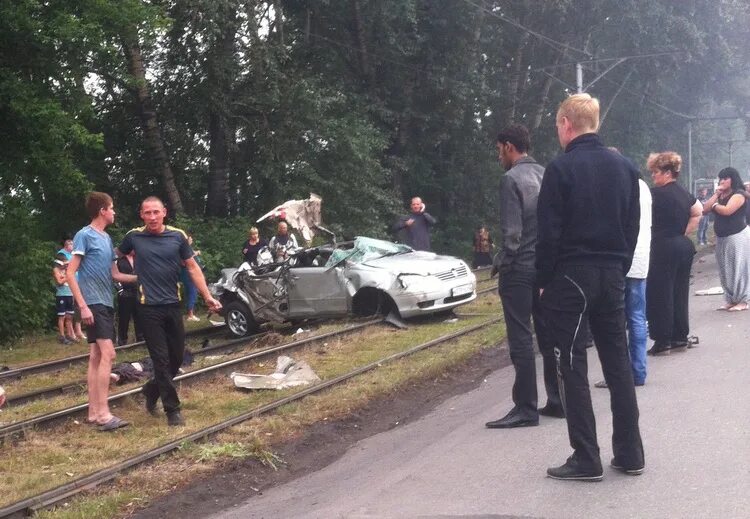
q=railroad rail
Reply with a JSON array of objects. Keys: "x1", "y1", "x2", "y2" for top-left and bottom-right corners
[
  {"x1": 0, "y1": 319, "x2": 383, "y2": 440},
  {"x1": 0, "y1": 325, "x2": 226, "y2": 381},
  {"x1": 4, "y1": 331, "x2": 271, "y2": 407},
  {"x1": 0, "y1": 317, "x2": 500, "y2": 518}
]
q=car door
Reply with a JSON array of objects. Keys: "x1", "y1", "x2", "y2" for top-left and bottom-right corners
[{"x1": 286, "y1": 266, "x2": 349, "y2": 318}]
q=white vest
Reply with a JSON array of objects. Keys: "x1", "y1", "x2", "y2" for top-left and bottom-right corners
[{"x1": 627, "y1": 179, "x2": 652, "y2": 279}]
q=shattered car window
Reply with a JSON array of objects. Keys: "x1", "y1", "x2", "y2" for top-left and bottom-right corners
[{"x1": 325, "y1": 237, "x2": 412, "y2": 267}]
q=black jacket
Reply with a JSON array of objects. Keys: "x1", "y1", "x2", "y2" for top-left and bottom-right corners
[{"x1": 536, "y1": 133, "x2": 640, "y2": 287}]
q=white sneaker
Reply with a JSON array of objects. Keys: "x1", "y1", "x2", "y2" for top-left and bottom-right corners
[{"x1": 187, "y1": 315, "x2": 200, "y2": 322}]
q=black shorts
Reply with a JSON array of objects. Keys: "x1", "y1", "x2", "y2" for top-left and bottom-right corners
[
  {"x1": 86, "y1": 304, "x2": 116, "y2": 344},
  {"x1": 55, "y1": 295, "x2": 74, "y2": 316}
]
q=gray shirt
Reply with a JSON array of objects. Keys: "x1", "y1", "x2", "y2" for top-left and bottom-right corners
[
  {"x1": 496, "y1": 156, "x2": 544, "y2": 272},
  {"x1": 72, "y1": 226, "x2": 116, "y2": 307}
]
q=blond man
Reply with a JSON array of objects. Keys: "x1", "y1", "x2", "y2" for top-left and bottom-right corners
[{"x1": 536, "y1": 94, "x2": 644, "y2": 481}]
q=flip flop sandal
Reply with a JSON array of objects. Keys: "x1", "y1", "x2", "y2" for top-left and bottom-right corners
[{"x1": 98, "y1": 415, "x2": 129, "y2": 432}]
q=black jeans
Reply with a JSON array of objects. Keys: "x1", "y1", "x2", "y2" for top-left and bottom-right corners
[
  {"x1": 117, "y1": 295, "x2": 143, "y2": 344},
  {"x1": 541, "y1": 264, "x2": 643, "y2": 469},
  {"x1": 139, "y1": 304, "x2": 185, "y2": 414},
  {"x1": 499, "y1": 269, "x2": 561, "y2": 418},
  {"x1": 646, "y1": 236, "x2": 695, "y2": 344}
]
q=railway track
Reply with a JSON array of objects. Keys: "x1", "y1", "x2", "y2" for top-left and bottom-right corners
[
  {"x1": 3, "y1": 331, "x2": 270, "y2": 407},
  {"x1": 0, "y1": 317, "x2": 500, "y2": 518},
  {"x1": 0, "y1": 319, "x2": 383, "y2": 440},
  {"x1": 0, "y1": 324, "x2": 226, "y2": 382}
]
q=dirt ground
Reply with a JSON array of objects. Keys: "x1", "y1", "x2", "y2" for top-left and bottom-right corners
[{"x1": 132, "y1": 343, "x2": 509, "y2": 518}]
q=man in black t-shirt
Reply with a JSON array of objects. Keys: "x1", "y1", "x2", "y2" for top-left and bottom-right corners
[{"x1": 119, "y1": 196, "x2": 221, "y2": 426}]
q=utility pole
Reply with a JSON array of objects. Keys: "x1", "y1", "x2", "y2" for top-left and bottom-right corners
[{"x1": 576, "y1": 63, "x2": 583, "y2": 93}]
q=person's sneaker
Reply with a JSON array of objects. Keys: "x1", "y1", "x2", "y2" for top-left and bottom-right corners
[
  {"x1": 186, "y1": 315, "x2": 200, "y2": 322},
  {"x1": 610, "y1": 457, "x2": 645, "y2": 475},
  {"x1": 647, "y1": 342, "x2": 670, "y2": 356},
  {"x1": 57, "y1": 335, "x2": 73, "y2": 345},
  {"x1": 547, "y1": 456, "x2": 603, "y2": 482},
  {"x1": 66, "y1": 335, "x2": 81, "y2": 344},
  {"x1": 167, "y1": 411, "x2": 185, "y2": 426}
]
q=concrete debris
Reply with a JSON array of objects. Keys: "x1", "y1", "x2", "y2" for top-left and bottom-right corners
[{"x1": 230, "y1": 355, "x2": 320, "y2": 390}]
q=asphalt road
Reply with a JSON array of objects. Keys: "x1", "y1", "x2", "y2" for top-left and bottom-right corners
[{"x1": 213, "y1": 252, "x2": 749, "y2": 519}]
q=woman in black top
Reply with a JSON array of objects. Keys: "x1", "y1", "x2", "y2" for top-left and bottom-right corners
[
  {"x1": 241, "y1": 226, "x2": 268, "y2": 265},
  {"x1": 702, "y1": 167, "x2": 750, "y2": 311},
  {"x1": 646, "y1": 152, "x2": 703, "y2": 356},
  {"x1": 116, "y1": 251, "x2": 143, "y2": 344}
]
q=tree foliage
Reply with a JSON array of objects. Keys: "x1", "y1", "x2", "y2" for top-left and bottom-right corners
[{"x1": 1, "y1": 0, "x2": 750, "y2": 343}]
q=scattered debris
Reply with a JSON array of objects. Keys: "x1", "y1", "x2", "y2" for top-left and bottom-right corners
[
  {"x1": 230, "y1": 356, "x2": 321, "y2": 390},
  {"x1": 384, "y1": 310, "x2": 408, "y2": 329},
  {"x1": 443, "y1": 317, "x2": 459, "y2": 323},
  {"x1": 695, "y1": 286, "x2": 724, "y2": 296}
]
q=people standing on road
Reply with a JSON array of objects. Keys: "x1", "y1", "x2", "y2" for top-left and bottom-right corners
[
  {"x1": 485, "y1": 124, "x2": 563, "y2": 430},
  {"x1": 696, "y1": 187, "x2": 711, "y2": 246},
  {"x1": 472, "y1": 226, "x2": 494, "y2": 269},
  {"x1": 268, "y1": 221, "x2": 299, "y2": 262},
  {"x1": 52, "y1": 254, "x2": 77, "y2": 345},
  {"x1": 646, "y1": 152, "x2": 702, "y2": 356},
  {"x1": 241, "y1": 226, "x2": 268, "y2": 265},
  {"x1": 116, "y1": 250, "x2": 143, "y2": 345},
  {"x1": 596, "y1": 176, "x2": 652, "y2": 388},
  {"x1": 67, "y1": 192, "x2": 136, "y2": 431},
  {"x1": 393, "y1": 197, "x2": 436, "y2": 251},
  {"x1": 118, "y1": 197, "x2": 221, "y2": 426},
  {"x1": 702, "y1": 167, "x2": 750, "y2": 311},
  {"x1": 536, "y1": 93, "x2": 644, "y2": 481}
]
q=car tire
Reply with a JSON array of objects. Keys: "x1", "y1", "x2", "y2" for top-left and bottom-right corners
[{"x1": 224, "y1": 301, "x2": 258, "y2": 337}]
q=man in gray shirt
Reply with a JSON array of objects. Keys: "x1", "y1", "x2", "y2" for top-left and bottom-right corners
[{"x1": 486, "y1": 124, "x2": 563, "y2": 429}]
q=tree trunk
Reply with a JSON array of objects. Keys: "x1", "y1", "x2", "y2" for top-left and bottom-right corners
[
  {"x1": 205, "y1": 6, "x2": 238, "y2": 218},
  {"x1": 531, "y1": 51, "x2": 566, "y2": 133},
  {"x1": 352, "y1": 0, "x2": 373, "y2": 84},
  {"x1": 122, "y1": 38, "x2": 183, "y2": 214}
]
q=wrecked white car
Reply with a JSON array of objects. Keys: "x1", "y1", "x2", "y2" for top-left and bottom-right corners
[{"x1": 210, "y1": 237, "x2": 477, "y2": 337}]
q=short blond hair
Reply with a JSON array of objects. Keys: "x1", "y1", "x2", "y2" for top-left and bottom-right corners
[
  {"x1": 557, "y1": 93, "x2": 600, "y2": 133},
  {"x1": 647, "y1": 152, "x2": 682, "y2": 178}
]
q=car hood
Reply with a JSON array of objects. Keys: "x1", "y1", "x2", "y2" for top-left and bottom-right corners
[{"x1": 361, "y1": 251, "x2": 466, "y2": 275}]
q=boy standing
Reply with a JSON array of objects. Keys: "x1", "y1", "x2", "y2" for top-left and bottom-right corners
[{"x1": 67, "y1": 192, "x2": 136, "y2": 431}]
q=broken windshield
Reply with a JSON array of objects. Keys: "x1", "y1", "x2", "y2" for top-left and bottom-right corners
[{"x1": 325, "y1": 237, "x2": 412, "y2": 267}]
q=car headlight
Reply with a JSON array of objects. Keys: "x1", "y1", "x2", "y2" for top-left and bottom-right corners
[{"x1": 398, "y1": 274, "x2": 440, "y2": 292}]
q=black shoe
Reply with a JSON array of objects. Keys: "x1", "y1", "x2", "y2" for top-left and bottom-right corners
[
  {"x1": 485, "y1": 409, "x2": 539, "y2": 429},
  {"x1": 647, "y1": 342, "x2": 671, "y2": 356},
  {"x1": 670, "y1": 341, "x2": 688, "y2": 353},
  {"x1": 610, "y1": 457, "x2": 644, "y2": 475},
  {"x1": 167, "y1": 411, "x2": 185, "y2": 426},
  {"x1": 538, "y1": 404, "x2": 565, "y2": 418},
  {"x1": 547, "y1": 456, "x2": 603, "y2": 482}
]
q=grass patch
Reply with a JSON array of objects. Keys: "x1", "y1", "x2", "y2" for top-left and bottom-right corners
[{"x1": 3, "y1": 292, "x2": 504, "y2": 516}]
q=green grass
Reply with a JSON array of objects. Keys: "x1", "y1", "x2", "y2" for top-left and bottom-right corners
[{"x1": 3, "y1": 291, "x2": 504, "y2": 516}]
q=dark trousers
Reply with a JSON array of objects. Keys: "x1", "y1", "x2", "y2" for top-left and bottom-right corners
[
  {"x1": 541, "y1": 264, "x2": 643, "y2": 469},
  {"x1": 499, "y1": 269, "x2": 561, "y2": 418},
  {"x1": 139, "y1": 304, "x2": 185, "y2": 414},
  {"x1": 646, "y1": 236, "x2": 695, "y2": 344},
  {"x1": 117, "y1": 295, "x2": 143, "y2": 344}
]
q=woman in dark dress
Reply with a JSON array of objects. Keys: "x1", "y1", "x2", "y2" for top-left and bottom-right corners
[
  {"x1": 241, "y1": 226, "x2": 268, "y2": 265},
  {"x1": 645, "y1": 152, "x2": 702, "y2": 356},
  {"x1": 472, "y1": 226, "x2": 494, "y2": 268}
]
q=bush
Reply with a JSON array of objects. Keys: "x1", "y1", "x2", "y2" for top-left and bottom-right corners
[{"x1": 0, "y1": 202, "x2": 57, "y2": 345}]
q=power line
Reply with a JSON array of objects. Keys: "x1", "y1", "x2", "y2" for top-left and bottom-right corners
[
  {"x1": 529, "y1": 51, "x2": 687, "y2": 72},
  {"x1": 460, "y1": 0, "x2": 591, "y2": 57}
]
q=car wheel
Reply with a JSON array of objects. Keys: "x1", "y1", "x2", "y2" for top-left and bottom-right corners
[{"x1": 224, "y1": 301, "x2": 257, "y2": 337}]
